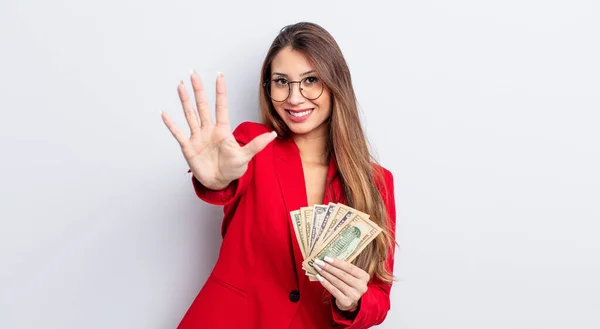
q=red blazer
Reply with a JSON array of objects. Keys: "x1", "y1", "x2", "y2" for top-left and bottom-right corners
[{"x1": 177, "y1": 122, "x2": 397, "y2": 329}]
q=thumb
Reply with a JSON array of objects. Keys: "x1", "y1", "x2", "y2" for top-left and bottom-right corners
[{"x1": 242, "y1": 131, "x2": 277, "y2": 159}]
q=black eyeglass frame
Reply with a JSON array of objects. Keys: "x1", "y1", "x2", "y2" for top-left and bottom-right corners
[{"x1": 262, "y1": 77, "x2": 325, "y2": 102}]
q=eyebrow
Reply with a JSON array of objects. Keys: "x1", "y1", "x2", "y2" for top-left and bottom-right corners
[{"x1": 272, "y1": 70, "x2": 316, "y2": 77}]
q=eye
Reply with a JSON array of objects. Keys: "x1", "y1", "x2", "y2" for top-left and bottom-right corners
[
  {"x1": 273, "y1": 78, "x2": 288, "y2": 86},
  {"x1": 304, "y1": 76, "x2": 319, "y2": 85}
]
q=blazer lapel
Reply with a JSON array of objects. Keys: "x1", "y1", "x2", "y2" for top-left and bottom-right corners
[{"x1": 273, "y1": 138, "x2": 309, "y2": 291}]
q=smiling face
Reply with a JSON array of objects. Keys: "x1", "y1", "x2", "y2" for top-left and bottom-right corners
[{"x1": 269, "y1": 46, "x2": 332, "y2": 138}]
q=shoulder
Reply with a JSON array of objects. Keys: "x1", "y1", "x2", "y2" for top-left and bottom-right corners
[
  {"x1": 372, "y1": 163, "x2": 395, "y2": 205},
  {"x1": 372, "y1": 163, "x2": 397, "y2": 226},
  {"x1": 232, "y1": 121, "x2": 270, "y2": 144},
  {"x1": 372, "y1": 163, "x2": 394, "y2": 189}
]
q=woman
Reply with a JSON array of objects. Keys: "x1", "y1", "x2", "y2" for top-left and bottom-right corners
[{"x1": 161, "y1": 22, "x2": 397, "y2": 329}]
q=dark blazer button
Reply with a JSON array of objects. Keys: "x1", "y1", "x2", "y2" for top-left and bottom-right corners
[{"x1": 289, "y1": 290, "x2": 300, "y2": 302}]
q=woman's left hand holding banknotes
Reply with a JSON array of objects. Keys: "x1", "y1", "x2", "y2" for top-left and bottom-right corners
[{"x1": 313, "y1": 256, "x2": 370, "y2": 313}]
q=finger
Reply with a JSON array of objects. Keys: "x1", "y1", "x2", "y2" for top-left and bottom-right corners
[
  {"x1": 177, "y1": 81, "x2": 200, "y2": 135},
  {"x1": 314, "y1": 259, "x2": 364, "y2": 289},
  {"x1": 161, "y1": 111, "x2": 188, "y2": 147},
  {"x1": 315, "y1": 263, "x2": 357, "y2": 298},
  {"x1": 323, "y1": 257, "x2": 370, "y2": 281},
  {"x1": 215, "y1": 72, "x2": 229, "y2": 125},
  {"x1": 190, "y1": 70, "x2": 212, "y2": 127},
  {"x1": 316, "y1": 274, "x2": 349, "y2": 305},
  {"x1": 242, "y1": 131, "x2": 277, "y2": 159}
]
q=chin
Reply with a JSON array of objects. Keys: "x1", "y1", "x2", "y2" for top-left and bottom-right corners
[
  {"x1": 288, "y1": 125, "x2": 315, "y2": 135},
  {"x1": 286, "y1": 120, "x2": 329, "y2": 137}
]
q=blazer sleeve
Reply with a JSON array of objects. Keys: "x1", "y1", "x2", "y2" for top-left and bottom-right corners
[
  {"x1": 189, "y1": 121, "x2": 269, "y2": 206},
  {"x1": 331, "y1": 168, "x2": 397, "y2": 329}
]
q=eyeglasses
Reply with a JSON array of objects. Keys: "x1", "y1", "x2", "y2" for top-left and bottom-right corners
[{"x1": 263, "y1": 76, "x2": 325, "y2": 102}]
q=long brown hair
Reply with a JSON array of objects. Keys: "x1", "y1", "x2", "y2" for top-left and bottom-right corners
[{"x1": 259, "y1": 22, "x2": 395, "y2": 284}]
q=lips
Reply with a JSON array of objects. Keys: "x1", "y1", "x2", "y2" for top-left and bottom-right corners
[
  {"x1": 285, "y1": 108, "x2": 314, "y2": 122},
  {"x1": 286, "y1": 109, "x2": 313, "y2": 117}
]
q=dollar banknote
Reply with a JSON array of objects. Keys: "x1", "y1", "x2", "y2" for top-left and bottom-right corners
[
  {"x1": 300, "y1": 207, "x2": 313, "y2": 255},
  {"x1": 289, "y1": 203, "x2": 382, "y2": 281},
  {"x1": 313, "y1": 204, "x2": 369, "y2": 254},
  {"x1": 302, "y1": 212, "x2": 382, "y2": 276},
  {"x1": 308, "y1": 204, "x2": 332, "y2": 254},
  {"x1": 289, "y1": 210, "x2": 306, "y2": 258}
]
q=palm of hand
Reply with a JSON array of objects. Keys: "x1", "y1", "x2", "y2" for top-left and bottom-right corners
[{"x1": 161, "y1": 72, "x2": 276, "y2": 190}]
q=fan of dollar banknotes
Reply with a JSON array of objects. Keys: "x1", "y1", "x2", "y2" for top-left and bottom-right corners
[{"x1": 290, "y1": 203, "x2": 382, "y2": 281}]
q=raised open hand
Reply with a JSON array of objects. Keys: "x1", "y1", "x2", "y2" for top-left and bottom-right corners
[{"x1": 161, "y1": 72, "x2": 277, "y2": 190}]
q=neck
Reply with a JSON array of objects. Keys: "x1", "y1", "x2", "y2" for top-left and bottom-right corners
[{"x1": 292, "y1": 129, "x2": 329, "y2": 166}]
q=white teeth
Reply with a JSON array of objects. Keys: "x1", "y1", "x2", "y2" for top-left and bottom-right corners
[{"x1": 288, "y1": 110, "x2": 313, "y2": 117}]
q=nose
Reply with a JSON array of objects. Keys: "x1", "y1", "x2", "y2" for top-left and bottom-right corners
[{"x1": 287, "y1": 82, "x2": 305, "y2": 105}]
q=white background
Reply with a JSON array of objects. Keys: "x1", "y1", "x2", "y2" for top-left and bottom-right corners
[{"x1": 1, "y1": 0, "x2": 598, "y2": 328}]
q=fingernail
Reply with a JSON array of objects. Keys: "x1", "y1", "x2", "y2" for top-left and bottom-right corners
[
  {"x1": 316, "y1": 274, "x2": 325, "y2": 282},
  {"x1": 217, "y1": 72, "x2": 224, "y2": 77},
  {"x1": 324, "y1": 256, "x2": 334, "y2": 264},
  {"x1": 314, "y1": 264, "x2": 322, "y2": 272},
  {"x1": 315, "y1": 259, "x2": 326, "y2": 267},
  {"x1": 271, "y1": 131, "x2": 277, "y2": 137},
  {"x1": 179, "y1": 80, "x2": 184, "y2": 85}
]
